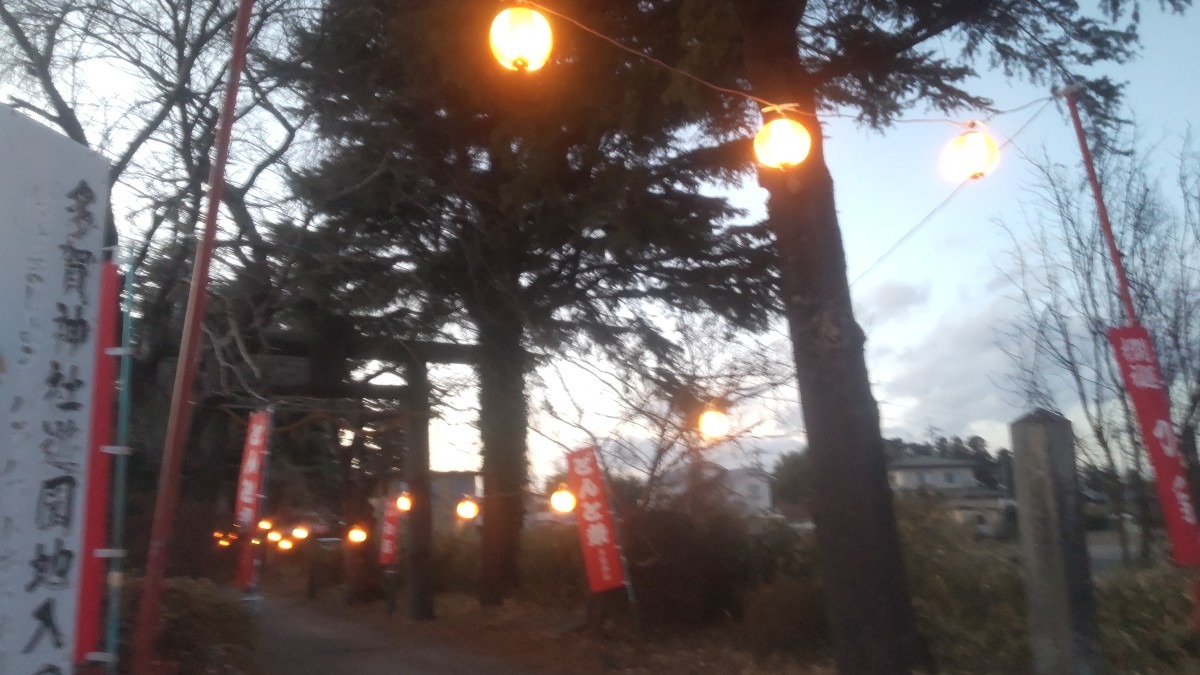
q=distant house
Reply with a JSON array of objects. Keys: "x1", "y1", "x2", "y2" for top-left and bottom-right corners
[
  {"x1": 723, "y1": 466, "x2": 773, "y2": 514},
  {"x1": 888, "y1": 456, "x2": 977, "y2": 492},
  {"x1": 660, "y1": 461, "x2": 774, "y2": 515},
  {"x1": 888, "y1": 456, "x2": 1014, "y2": 537}
]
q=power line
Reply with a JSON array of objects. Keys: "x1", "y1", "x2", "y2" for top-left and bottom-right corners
[
  {"x1": 517, "y1": 0, "x2": 1052, "y2": 126},
  {"x1": 849, "y1": 97, "x2": 1057, "y2": 287}
]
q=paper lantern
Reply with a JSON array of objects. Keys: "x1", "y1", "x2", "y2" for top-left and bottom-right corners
[
  {"x1": 550, "y1": 484, "x2": 577, "y2": 513},
  {"x1": 490, "y1": 7, "x2": 553, "y2": 71},
  {"x1": 940, "y1": 123, "x2": 1001, "y2": 181},
  {"x1": 754, "y1": 118, "x2": 812, "y2": 169}
]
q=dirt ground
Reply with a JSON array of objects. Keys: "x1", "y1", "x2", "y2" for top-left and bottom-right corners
[{"x1": 261, "y1": 576, "x2": 830, "y2": 674}]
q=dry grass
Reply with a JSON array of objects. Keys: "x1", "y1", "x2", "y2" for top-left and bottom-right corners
[{"x1": 287, "y1": 581, "x2": 830, "y2": 674}]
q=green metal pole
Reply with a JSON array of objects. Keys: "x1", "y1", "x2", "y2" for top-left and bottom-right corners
[{"x1": 104, "y1": 250, "x2": 136, "y2": 674}]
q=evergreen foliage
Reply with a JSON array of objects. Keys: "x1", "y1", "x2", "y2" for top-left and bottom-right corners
[{"x1": 283, "y1": 0, "x2": 781, "y2": 602}]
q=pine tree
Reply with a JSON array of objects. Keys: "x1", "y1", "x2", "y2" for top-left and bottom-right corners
[{"x1": 284, "y1": 0, "x2": 779, "y2": 605}]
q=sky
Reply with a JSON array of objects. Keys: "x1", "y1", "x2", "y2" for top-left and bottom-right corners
[
  {"x1": 497, "y1": 6, "x2": 1200, "y2": 481},
  {"x1": 800, "y1": 7, "x2": 1200, "y2": 456}
]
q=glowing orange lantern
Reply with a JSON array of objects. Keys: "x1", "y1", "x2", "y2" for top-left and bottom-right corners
[
  {"x1": 940, "y1": 122, "x2": 1001, "y2": 181},
  {"x1": 550, "y1": 484, "x2": 576, "y2": 513},
  {"x1": 278, "y1": 539, "x2": 294, "y2": 551},
  {"x1": 396, "y1": 491, "x2": 413, "y2": 512},
  {"x1": 698, "y1": 408, "x2": 731, "y2": 439},
  {"x1": 347, "y1": 526, "x2": 368, "y2": 544},
  {"x1": 754, "y1": 118, "x2": 812, "y2": 169},
  {"x1": 456, "y1": 497, "x2": 480, "y2": 520},
  {"x1": 490, "y1": 7, "x2": 553, "y2": 71}
]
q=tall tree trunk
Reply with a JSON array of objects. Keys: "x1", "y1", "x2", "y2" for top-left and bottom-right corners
[
  {"x1": 340, "y1": 422, "x2": 376, "y2": 602},
  {"x1": 405, "y1": 358, "x2": 435, "y2": 619},
  {"x1": 739, "y1": 4, "x2": 927, "y2": 672},
  {"x1": 477, "y1": 308, "x2": 529, "y2": 606}
]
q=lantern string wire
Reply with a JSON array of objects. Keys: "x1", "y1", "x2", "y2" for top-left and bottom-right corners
[
  {"x1": 850, "y1": 96, "x2": 1056, "y2": 286},
  {"x1": 513, "y1": 0, "x2": 1053, "y2": 126},
  {"x1": 516, "y1": 0, "x2": 776, "y2": 108}
]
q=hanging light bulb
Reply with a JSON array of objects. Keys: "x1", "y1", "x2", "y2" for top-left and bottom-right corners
[
  {"x1": 490, "y1": 7, "x2": 553, "y2": 72},
  {"x1": 698, "y1": 408, "x2": 731, "y2": 439},
  {"x1": 347, "y1": 526, "x2": 368, "y2": 544},
  {"x1": 291, "y1": 526, "x2": 309, "y2": 540},
  {"x1": 754, "y1": 117, "x2": 811, "y2": 169},
  {"x1": 396, "y1": 491, "x2": 413, "y2": 512},
  {"x1": 940, "y1": 122, "x2": 1000, "y2": 181},
  {"x1": 550, "y1": 484, "x2": 577, "y2": 513},
  {"x1": 456, "y1": 496, "x2": 480, "y2": 520},
  {"x1": 278, "y1": 539, "x2": 294, "y2": 551},
  {"x1": 266, "y1": 531, "x2": 282, "y2": 543}
]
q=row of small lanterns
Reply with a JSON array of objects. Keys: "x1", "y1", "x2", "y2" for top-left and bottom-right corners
[
  {"x1": 384, "y1": 407, "x2": 730, "y2": 520},
  {"x1": 213, "y1": 520, "x2": 321, "y2": 552},
  {"x1": 214, "y1": 492, "x2": 567, "y2": 551},
  {"x1": 216, "y1": 405, "x2": 734, "y2": 548},
  {"x1": 393, "y1": 491, "x2": 483, "y2": 520},
  {"x1": 489, "y1": 6, "x2": 1001, "y2": 179}
]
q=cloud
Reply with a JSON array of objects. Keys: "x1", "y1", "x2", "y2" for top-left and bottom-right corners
[
  {"x1": 859, "y1": 281, "x2": 931, "y2": 324},
  {"x1": 875, "y1": 293, "x2": 1024, "y2": 449}
]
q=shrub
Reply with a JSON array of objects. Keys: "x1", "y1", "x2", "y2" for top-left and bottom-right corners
[
  {"x1": 624, "y1": 506, "x2": 756, "y2": 629},
  {"x1": 737, "y1": 496, "x2": 1200, "y2": 673},
  {"x1": 896, "y1": 497, "x2": 1030, "y2": 673},
  {"x1": 518, "y1": 522, "x2": 587, "y2": 604},
  {"x1": 738, "y1": 520, "x2": 829, "y2": 658},
  {"x1": 430, "y1": 527, "x2": 481, "y2": 593},
  {"x1": 1097, "y1": 563, "x2": 1200, "y2": 673},
  {"x1": 121, "y1": 576, "x2": 260, "y2": 674},
  {"x1": 741, "y1": 577, "x2": 829, "y2": 659},
  {"x1": 744, "y1": 518, "x2": 821, "y2": 584}
]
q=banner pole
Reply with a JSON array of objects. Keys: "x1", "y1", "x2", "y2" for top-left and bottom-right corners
[
  {"x1": 1064, "y1": 86, "x2": 1200, "y2": 630},
  {"x1": 1064, "y1": 89, "x2": 1138, "y2": 326},
  {"x1": 102, "y1": 251, "x2": 137, "y2": 674},
  {"x1": 129, "y1": 0, "x2": 258, "y2": 669}
]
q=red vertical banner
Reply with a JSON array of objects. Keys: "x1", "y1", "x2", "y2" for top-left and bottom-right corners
[
  {"x1": 75, "y1": 260, "x2": 120, "y2": 661},
  {"x1": 1108, "y1": 325, "x2": 1200, "y2": 564},
  {"x1": 235, "y1": 411, "x2": 272, "y2": 588},
  {"x1": 566, "y1": 446, "x2": 628, "y2": 593},
  {"x1": 379, "y1": 499, "x2": 403, "y2": 566}
]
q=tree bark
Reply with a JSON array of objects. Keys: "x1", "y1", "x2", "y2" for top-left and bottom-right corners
[
  {"x1": 405, "y1": 358, "x2": 435, "y2": 619},
  {"x1": 739, "y1": 4, "x2": 928, "y2": 672},
  {"x1": 476, "y1": 307, "x2": 529, "y2": 606}
]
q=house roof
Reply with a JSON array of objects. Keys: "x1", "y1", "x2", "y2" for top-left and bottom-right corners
[{"x1": 888, "y1": 456, "x2": 976, "y2": 470}]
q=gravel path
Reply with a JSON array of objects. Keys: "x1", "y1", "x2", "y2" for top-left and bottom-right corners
[{"x1": 256, "y1": 594, "x2": 531, "y2": 675}]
